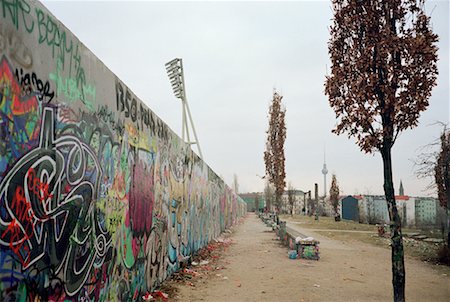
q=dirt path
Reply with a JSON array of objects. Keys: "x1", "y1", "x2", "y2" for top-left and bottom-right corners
[
  {"x1": 172, "y1": 213, "x2": 449, "y2": 302},
  {"x1": 288, "y1": 226, "x2": 375, "y2": 234}
]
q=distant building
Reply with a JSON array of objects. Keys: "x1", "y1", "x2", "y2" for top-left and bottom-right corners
[
  {"x1": 340, "y1": 194, "x2": 443, "y2": 227},
  {"x1": 281, "y1": 189, "x2": 306, "y2": 214},
  {"x1": 415, "y1": 197, "x2": 438, "y2": 226},
  {"x1": 240, "y1": 189, "x2": 306, "y2": 214},
  {"x1": 239, "y1": 192, "x2": 265, "y2": 212}
]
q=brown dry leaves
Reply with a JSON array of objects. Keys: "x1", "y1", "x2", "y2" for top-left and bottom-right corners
[
  {"x1": 325, "y1": 0, "x2": 438, "y2": 153},
  {"x1": 264, "y1": 91, "x2": 287, "y2": 205}
]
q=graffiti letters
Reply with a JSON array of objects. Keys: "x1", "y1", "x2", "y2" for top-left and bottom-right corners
[
  {"x1": 0, "y1": 107, "x2": 111, "y2": 297},
  {"x1": 0, "y1": 0, "x2": 35, "y2": 33},
  {"x1": 49, "y1": 58, "x2": 96, "y2": 110},
  {"x1": 116, "y1": 81, "x2": 169, "y2": 140},
  {"x1": 15, "y1": 67, "x2": 54, "y2": 102}
]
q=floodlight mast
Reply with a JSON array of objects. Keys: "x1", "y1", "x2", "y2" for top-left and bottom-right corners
[{"x1": 165, "y1": 58, "x2": 203, "y2": 160}]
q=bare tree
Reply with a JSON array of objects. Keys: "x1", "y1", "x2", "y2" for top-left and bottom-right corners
[
  {"x1": 329, "y1": 174, "x2": 340, "y2": 220},
  {"x1": 264, "y1": 181, "x2": 275, "y2": 212},
  {"x1": 232, "y1": 173, "x2": 239, "y2": 194},
  {"x1": 416, "y1": 125, "x2": 450, "y2": 248},
  {"x1": 287, "y1": 183, "x2": 296, "y2": 216},
  {"x1": 435, "y1": 128, "x2": 450, "y2": 246},
  {"x1": 325, "y1": 1, "x2": 439, "y2": 300},
  {"x1": 264, "y1": 91, "x2": 287, "y2": 212},
  {"x1": 254, "y1": 195, "x2": 260, "y2": 213}
]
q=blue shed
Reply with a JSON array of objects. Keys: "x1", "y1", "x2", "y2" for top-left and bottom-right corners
[{"x1": 342, "y1": 196, "x2": 359, "y2": 221}]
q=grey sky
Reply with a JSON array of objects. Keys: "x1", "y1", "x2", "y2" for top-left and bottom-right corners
[{"x1": 42, "y1": 0, "x2": 449, "y2": 197}]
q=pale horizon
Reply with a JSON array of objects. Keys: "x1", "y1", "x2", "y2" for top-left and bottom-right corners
[{"x1": 43, "y1": 0, "x2": 449, "y2": 197}]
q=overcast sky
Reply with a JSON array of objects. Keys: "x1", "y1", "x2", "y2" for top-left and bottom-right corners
[{"x1": 42, "y1": 0, "x2": 449, "y2": 197}]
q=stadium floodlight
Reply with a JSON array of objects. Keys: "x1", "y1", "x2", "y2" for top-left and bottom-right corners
[{"x1": 165, "y1": 58, "x2": 203, "y2": 160}]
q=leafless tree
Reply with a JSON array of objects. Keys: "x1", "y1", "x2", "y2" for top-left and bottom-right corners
[
  {"x1": 416, "y1": 125, "x2": 450, "y2": 246},
  {"x1": 287, "y1": 183, "x2": 296, "y2": 216},
  {"x1": 254, "y1": 195, "x2": 260, "y2": 213},
  {"x1": 325, "y1": 1, "x2": 439, "y2": 300},
  {"x1": 232, "y1": 173, "x2": 239, "y2": 194},
  {"x1": 264, "y1": 181, "x2": 275, "y2": 212},
  {"x1": 435, "y1": 128, "x2": 450, "y2": 245}
]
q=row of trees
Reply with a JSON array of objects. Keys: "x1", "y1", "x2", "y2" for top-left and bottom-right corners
[
  {"x1": 263, "y1": 0, "x2": 442, "y2": 301},
  {"x1": 260, "y1": 176, "x2": 341, "y2": 217}
]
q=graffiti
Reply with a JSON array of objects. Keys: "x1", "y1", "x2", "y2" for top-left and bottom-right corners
[
  {"x1": 0, "y1": 1, "x2": 246, "y2": 300},
  {"x1": 97, "y1": 104, "x2": 124, "y2": 135},
  {"x1": 129, "y1": 159, "x2": 154, "y2": 235},
  {"x1": 1, "y1": 1, "x2": 78, "y2": 74},
  {"x1": 145, "y1": 217, "x2": 168, "y2": 290},
  {"x1": 0, "y1": 56, "x2": 41, "y2": 177},
  {"x1": 0, "y1": 28, "x2": 33, "y2": 68},
  {"x1": 15, "y1": 67, "x2": 54, "y2": 102},
  {"x1": 0, "y1": 107, "x2": 112, "y2": 297},
  {"x1": 1, "y1": 1, "x2": 93, "y2": 110},
  {"x1": 49, "y1": 58, "x2": 96, "y2": 110},
  {"x1": 115, "y1": 81, "x2": 137, "y2": 122},
  {"x1": 116, "y1": 81, "x2": 169, "y2": 140},
  {"x1": 34, "y1": 6, "x2": 82, "y2": 77},
  {"x1": 0, "y1": 0, "x2": 35, "y2": 33}
]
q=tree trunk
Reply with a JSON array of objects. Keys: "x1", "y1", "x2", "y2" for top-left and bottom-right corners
[
  {"x1": 275, "y1": 193, "x2": 280, "y2": 213},
  {"x1": 381, "y1": 148, "x2": 405, "y2": 302},
  {"x1": 444, "y1": 143, "x2": 450, "y2": 247}
]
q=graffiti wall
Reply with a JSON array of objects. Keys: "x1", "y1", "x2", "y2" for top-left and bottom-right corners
[{"x1": 0, "y1": 1, "x2": 246, "y2": 300}]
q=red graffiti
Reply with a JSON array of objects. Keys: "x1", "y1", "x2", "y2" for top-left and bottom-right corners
[
  {"x1": 11, "y1": 186, "x2": 33, "y2": 231},
  {"x1": 129, "y1": 161, "x2": 154, "y2": 235},
  {"x1": 0, "y1": 57, "x2": 38, "y2": 115},
  {"x1": 130, "y1": 234, "x2": 147, "y2": 259},
  {"x1": 7, "y1": 185, "x2": 36, "y2": 266},
  {"x1": 26, "y1": 167, "x2": 54, "y2": 205},
  {"x1": 1, "y1": 167, "x2": 54, "y2": 267},
  {"x1": 1, "y1": 218, "x2": 31, "y2": 267}
]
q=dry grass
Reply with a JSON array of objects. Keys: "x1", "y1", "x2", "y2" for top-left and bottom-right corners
[
  {"x1": 281, "y1": 214, "x2": 446, "y2": 264},
  {"x1": 280, "y1": 214, "x2": 377, "y2": 231}
]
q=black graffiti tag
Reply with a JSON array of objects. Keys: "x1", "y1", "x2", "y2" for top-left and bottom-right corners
[
  {"x1": 15, "y1": 68, "x2": 55, "y2": 103},
  {"x1": 0, "y1": 107, "x2": 111, "y2": 296}
]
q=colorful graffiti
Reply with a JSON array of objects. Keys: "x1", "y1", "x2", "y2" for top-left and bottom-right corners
[{"x1": 0, "y1": 1, "x2": 246, "y2": 301}]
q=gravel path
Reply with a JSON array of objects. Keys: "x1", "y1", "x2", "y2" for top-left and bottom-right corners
[{"x1": 173, "y1": 213, "x2": 450, "y2": 302}]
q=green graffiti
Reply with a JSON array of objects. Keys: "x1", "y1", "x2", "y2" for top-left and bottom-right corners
[
  {"x1": 49, "y1": 58, "x2": 96, "y2": 110},
  {"x1": 122, "y1": 225, "x2": 135, "y2": 269},
  {"x1": 16, "y1": 282, "x2": 27, "y2": 302},
  {"x1": 2, "y1": 1, "x2": 95, "y2": 111},
  {"x1": 0, "y1": 0, "x2": 34, "y2": 33}
]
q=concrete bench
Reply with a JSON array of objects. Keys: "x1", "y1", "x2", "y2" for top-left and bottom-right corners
[
  {"x1": 259, "y1": 216, "x2": 320, "y2": 260},
  {"x1": 278, "y1": 222, "x2": 320, "y2": 260}
]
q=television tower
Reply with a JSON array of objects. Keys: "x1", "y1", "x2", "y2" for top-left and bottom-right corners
[{"x1": 322, "y1": 148, "x2": 328, "y2": 197}]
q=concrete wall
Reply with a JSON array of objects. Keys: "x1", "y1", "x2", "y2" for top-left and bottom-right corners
[{"x1": 0, "y1": 1, "x2": 246, "y2": 301}]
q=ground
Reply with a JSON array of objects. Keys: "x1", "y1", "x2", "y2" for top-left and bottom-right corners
[{"x1": 164, "y1": 213, "x2": 449, "y2": 302}]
